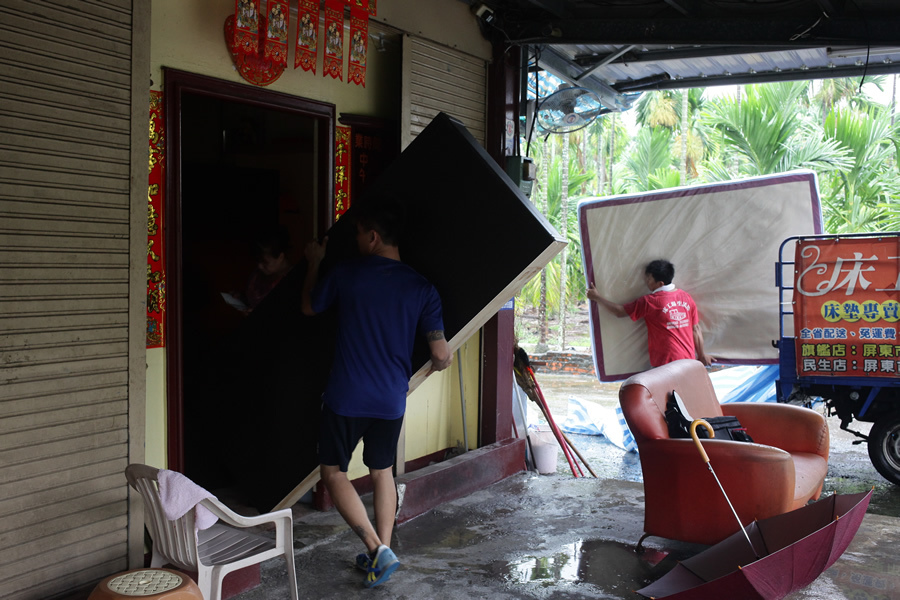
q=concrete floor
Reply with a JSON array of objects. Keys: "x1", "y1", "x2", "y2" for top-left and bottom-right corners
[{"x1": 234, "y1": 372, "x2": 900, "y2": 600}]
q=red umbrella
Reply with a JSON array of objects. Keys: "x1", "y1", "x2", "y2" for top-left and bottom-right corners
[{"x1": 636, "y1": 419, "x2": 872, "y2": 600}]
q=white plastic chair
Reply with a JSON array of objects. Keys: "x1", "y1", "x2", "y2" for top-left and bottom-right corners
[{"x1": 125, "y1": 464, "x2": 298, "y2": 600}]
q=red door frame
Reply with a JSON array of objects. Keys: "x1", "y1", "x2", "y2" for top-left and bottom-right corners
[{"x1": 163, "y1": 68, "x2": 335, "y2": 471}]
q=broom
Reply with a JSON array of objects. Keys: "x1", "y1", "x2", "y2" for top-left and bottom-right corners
[{"x1": 514, "y1": 347, "x2": 596, "y2": 478}]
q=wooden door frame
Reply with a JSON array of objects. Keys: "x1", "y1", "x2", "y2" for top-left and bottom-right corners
[{"x1": 163, "y1": 69, "x2": 335, "y2": 471}]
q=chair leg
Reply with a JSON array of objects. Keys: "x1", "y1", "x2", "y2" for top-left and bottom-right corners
[
  {"x1": 197, "y1": 567, "x2": 217, "y2": 600},
  {"x1": 285, "y1": 547, "x2": 299, "y2": 600}
]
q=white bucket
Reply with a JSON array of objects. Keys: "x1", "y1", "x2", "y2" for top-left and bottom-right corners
[{"x1": 530, "y1": 430, "x2": 559, "y2": 474}]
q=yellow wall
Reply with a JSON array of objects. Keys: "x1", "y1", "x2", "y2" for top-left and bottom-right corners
[
  {"x1": 145, "y1": 348, "x2": 167, "y2": 470},
  {"x1": 147, "y1": 0, "x2": 489, "y2": 475}
]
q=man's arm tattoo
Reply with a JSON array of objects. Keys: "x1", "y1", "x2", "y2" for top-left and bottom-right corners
[{"x1": 427, "y1": 330, "x2": 445, "y2": 341}]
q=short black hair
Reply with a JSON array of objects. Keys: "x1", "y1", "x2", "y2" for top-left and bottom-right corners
[
  {"x1": 254, "y1": 225, "x2": 291, "y2": 260},
  {"x1": 645, "y1": 259, "x2": 674, "y2": 285},
  {"x1": 355, "y1": 197, "x2": 407, "y2": 247}
]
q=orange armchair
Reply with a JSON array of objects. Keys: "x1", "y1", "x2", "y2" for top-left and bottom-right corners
[{"x1": 619, "y1": 359, "x2": 829, "y2": 546}]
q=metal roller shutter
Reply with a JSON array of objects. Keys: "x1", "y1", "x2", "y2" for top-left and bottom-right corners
[
  {"x1": 402, "y1": 35, "x2": 487, "y2": 148},
  {"x1": 0, "y1": 1, "x2": 147, "y2": 598}
]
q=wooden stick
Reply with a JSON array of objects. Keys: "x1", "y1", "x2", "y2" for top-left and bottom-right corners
[
  {"x1": 272, "y1": 467, "x2": 321, "y2": 511},
  {"x1": 561, "y1": 431, "x2": 598, "y2": 478}
]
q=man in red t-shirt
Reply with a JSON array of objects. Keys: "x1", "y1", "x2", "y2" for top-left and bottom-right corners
[{"x1": 587, "y1": 259, "x2": 712, "y2": 368}]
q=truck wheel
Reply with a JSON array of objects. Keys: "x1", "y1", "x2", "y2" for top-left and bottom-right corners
[{"x1": 868, "y1": 412, "x2": 900, "y2": 486}]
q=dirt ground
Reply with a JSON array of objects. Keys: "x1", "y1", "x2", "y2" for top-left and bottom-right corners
[{"x1": 514, "y1": 302, "x2": 593, "y2": 354}]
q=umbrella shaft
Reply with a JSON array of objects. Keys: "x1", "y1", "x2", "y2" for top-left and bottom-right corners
[{"x1": 707, "y1": 464, "x2": 760, "y2": 558}]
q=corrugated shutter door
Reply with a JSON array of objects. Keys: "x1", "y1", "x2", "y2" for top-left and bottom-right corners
[
  {"x1": 0, "y1": 1, "x2": 139, "y2": 598},
  {"x1": 403, "y1": 35, "x2": 487, "y2": 148}
]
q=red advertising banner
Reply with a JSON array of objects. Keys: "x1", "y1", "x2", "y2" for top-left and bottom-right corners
[
  {"x1": 264, "y1": 0, "x2": 290, "y2": 67},
  {"x1": 234, "y1": 0, "x2": 260, "y2": 56},
  {"x1": 294, "y1": 0, "x2": 319, "y2": 72},
  {"x1": 348, "y1": 4, "x2": 368, "y2": 87},
  {"x1": 334, "y1": 125, "x2": 351, "y2": 221},
  {"x1": 148, "y1": 91, "x2": 166, "y2": 349},
  {"x1": 793, "y1": 237, "x2": 900, "y2": 378},
  {"x1": 323, "y1": 0, "x2": 344, "y2": 80}
]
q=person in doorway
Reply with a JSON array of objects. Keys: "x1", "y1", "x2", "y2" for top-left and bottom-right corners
[
  {"x1": 301, "y1": 198, "x2": 452, "y2": 588},
  {"x1": 243, "y1": 226, "x2": 294, "y2": 312},
  {"x1": 587, "y1": 259, "x2": 712, "y2": 368}
]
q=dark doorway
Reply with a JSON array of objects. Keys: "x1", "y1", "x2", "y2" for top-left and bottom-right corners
[{"x1": 165, "y1": 70, "x2": 335, "y2": 511}]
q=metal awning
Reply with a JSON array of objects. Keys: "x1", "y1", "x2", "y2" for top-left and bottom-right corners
[{"x1": 461, "y1": 0, "x2": 900, "y2": 108}]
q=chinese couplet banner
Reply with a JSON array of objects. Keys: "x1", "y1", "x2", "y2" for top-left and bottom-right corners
[
  {"x1": 295, "y1": 0, "x2": 319, "y2": 72},
  {"x1": 793, "y1": 237, "x2": 900, "y2": 378},
  {"x1": 148, "y1": 91, "x2": 166, "y2": 349},
  {"x1": 334, "y1": 125, "x2": 351, "y2": 220}
]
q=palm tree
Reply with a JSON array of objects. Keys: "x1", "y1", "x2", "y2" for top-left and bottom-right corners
[
  {"x1": 821, "y1": 105, "x2": 900, "y2": 232},
  {"x1": 702, "y1": 81, "x2": 850, "y2": 179},
  {"x1": 558, "y1": 132, "x2": 570, "y2": 350},
  {"x1": 812, "y1": 76, "x2": 888, "y2": 124},
  {"x1": 624, "y1": 126, "x2": 677, "y2": 191},
  {"x1": 517, "y1": 146, "x2": 593, "y2": 318}
]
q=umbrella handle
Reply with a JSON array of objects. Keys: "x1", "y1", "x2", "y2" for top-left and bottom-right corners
[{"x1": 690, "y1": 419, "x2": 714, "y2": 463}]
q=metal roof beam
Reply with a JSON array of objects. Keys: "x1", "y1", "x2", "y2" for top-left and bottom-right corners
[
  {"x1": 506, "y1": 16, "x2": 900, "y2": 45},
  {"x1": 517, "y1": 0, "x2": 573, "y2": 18},
  {"x1": 573, "y1": 45, "x2": 636, "y2": 82},
  {"x1": 662, "y1": 0, "x2": 700, "y2": 16},
  {"x1": 573, "y1": 45, "x2": 821, "y2": 68},
  {"x1": 613, "y1": 60, "x2": 900, "y2": 91}
]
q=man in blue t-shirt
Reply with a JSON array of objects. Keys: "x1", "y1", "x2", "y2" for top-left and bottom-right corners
[{"x1": 301, "y1": 200, "x2": 451, "y2": 588}]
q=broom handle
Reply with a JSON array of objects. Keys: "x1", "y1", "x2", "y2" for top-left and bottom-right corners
[
  {"x1": 528, "y1": 367, "x2": 582, "y2": 477},
  {"x1": 561, "y1": 431, "x2": 597, "y2": 478}
]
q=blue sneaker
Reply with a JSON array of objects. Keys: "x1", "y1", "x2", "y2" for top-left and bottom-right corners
[
  {"x1": 355, "y1": 552, "x2": 372, "y2": 572},
  {"x1": 364, "y1": 545, "x2": 400, "y2": 588}
]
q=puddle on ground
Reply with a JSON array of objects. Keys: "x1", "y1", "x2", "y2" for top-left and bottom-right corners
[{"x1": 504, "y1": 539, "x2": 681, "y2": 592}]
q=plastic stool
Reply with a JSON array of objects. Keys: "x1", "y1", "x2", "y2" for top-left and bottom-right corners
[{"x1": 88, "y1": 568, "x2": 203, "y2": 600}]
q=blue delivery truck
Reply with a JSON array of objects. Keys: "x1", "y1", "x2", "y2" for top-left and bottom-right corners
[{"x1": 776, "y1": 232, "x2": 900, "y2": 485}]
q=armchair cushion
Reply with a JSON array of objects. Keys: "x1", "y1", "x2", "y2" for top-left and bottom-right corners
[{"x1": 619, "y1": 359, "x2": 829, "y2": 545}]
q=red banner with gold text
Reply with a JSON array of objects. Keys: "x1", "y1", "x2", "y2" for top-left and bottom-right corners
[
  {"x1": 335, "y1": 125, "x2": 351, "y2": 221},
  {"x1": 148, "y1": 91, "x2": 166, "y2": 349},
  {"x1": 793, "y1": 237, "x2": 900, "y2": 378}
]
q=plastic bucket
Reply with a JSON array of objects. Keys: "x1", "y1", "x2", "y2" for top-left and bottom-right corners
[{"x1": 530, "y1": 430, "x2": 559, "y2": 474}]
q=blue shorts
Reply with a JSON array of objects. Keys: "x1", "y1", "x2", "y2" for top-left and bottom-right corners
[{"x1": 319, "y1": 404, "x2": 404, "y2": 472}]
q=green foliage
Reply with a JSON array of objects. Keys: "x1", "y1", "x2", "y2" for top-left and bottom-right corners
[
  {"x1": 519, "y1": 76, "x2": 900, "y2": 332},
  {"x1": 625, "y1": 127, "x2": 675, "y2": 191},
  {"x1": 820, "y1": 105, "x2": 899, "y2": 232}
]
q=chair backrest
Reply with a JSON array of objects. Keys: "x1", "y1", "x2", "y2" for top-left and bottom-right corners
[
  {"x1": 125, "y1": 464, "x2": 199, "y2": 571},
  {"x1": 618, "y1": 359, "x2": 723, "y2": 444}
]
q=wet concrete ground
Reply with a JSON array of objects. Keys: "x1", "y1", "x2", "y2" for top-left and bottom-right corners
[{"x1": 234, "y1": 372, "x2": 900, "y2": 599}]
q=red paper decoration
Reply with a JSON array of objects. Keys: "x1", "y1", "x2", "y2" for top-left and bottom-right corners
[
  {"x1": 295, "y1": 0, "x2": 319, "y2": 72},
  {"x1": 264, "y1": 0, "x2": 289, "y2": 67},
  {"x1": 335, "y1": 126, "x2": 352, "y2": 220},
  {"x1": 348, "y1": 4, "x2": 368, "y2": 87},
  {"x1": 233, "y1": 0, "x2": 260, "y2": 55},
  {"x1": 225, "y1": 14, "x2": 285, "y2": 86},
  {"x1": 148, "y1": 91, "x2": 166, "y2": 348},
  {"x1": 323, "y1": 0, "x2": 344, "y2": 80}
]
